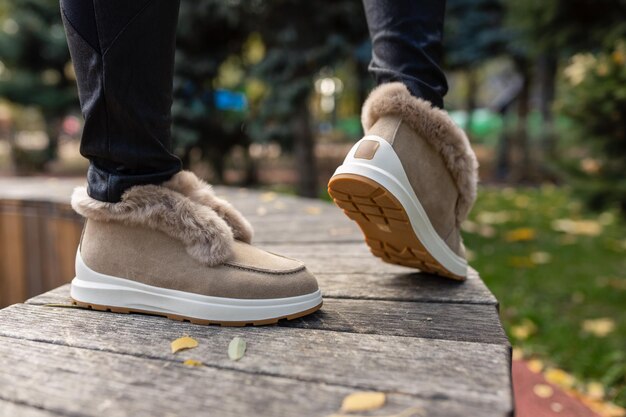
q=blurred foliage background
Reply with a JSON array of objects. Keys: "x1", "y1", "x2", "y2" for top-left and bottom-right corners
[{"x1": 0, "y1": 0, "x2": 625, "y2": 411}]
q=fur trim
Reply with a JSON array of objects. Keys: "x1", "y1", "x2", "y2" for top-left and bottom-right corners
[
  {"x1": 71, "y1": 185, "x2": 234, "y2": 266},
  {"x1": 163, "y1": 171, "x2": 254, "y2": 243},
  {"x1": 361, "y1": 82, "x2": 478, "y2": 223}
]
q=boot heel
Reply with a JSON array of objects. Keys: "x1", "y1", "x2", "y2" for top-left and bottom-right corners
[{"x1": 328, "y1": 136, "x2": 467, "y2": 279}]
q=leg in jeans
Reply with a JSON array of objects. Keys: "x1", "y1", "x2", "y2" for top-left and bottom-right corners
[
  {"x1": 60, "y1": 0, "x2": 182, "y2": 202},
  {"x1": 330, "y1": 0, "x2": 478, "y2": 279},
  {"x1": 362, "y1": 0, "x2": 448, "y2": 108}
]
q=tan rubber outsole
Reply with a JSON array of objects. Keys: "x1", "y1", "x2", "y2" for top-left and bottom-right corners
[
  {"x1": 328, "y1": 173, "x2": 465, "y2": 281},
  {"x1": 71, "y1": 299, "x2": 323, "y2": 327}
]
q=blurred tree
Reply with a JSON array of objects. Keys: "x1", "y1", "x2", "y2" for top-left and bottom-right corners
[
  {"x1": 445, "y1": 0, "x2": 507, "y2": 130},
  {"x1": 560, "y1": 43, "x2": 626, "y2": 214},
  {"x1": 506, "y1": 0, "x2": 626, "y2": 166},
  {"x1": 0, "y1": 0, "x2": 77, "y2": 170},
  {"x1": 172, "y1": 0, "x2": 255, "y2": 182},
  {"x1": 249, "y1": 0, "x2": 368, "y2": 197}
]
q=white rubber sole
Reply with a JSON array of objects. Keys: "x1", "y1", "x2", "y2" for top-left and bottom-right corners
[
  {"x1": 71, "y1": 251, "x2": 323, "y2": 325},
  {"x1": 331, "y1": 135, "x2": 467, "y2": 277}
]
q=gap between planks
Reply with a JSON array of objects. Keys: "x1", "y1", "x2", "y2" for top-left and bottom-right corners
[
  {"x1": 0, "y1": 309, "x2": 513, "y2": 414},
  {"x1": 23, "y1": 285, "x2": 509, "y2": 346}
]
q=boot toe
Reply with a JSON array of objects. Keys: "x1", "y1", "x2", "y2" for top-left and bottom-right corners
[{"x1": 223, "y1": 241, "x2": 320, "y2": 299}]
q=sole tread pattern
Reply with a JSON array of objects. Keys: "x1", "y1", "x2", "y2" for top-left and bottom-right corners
[
  {"x1": 328, "y1": 173, "x2": 464, "y2": 280},
  {"x1": 71, "y1": 299, "x2": 323, "y2": 327}
]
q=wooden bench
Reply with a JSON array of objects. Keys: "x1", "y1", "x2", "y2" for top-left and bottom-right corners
[{"x1": 0, "y1": 178, "x2": 513, "y2": 417}]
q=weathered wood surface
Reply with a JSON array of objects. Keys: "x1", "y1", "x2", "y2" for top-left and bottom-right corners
[
  {"x1": 0, "y1": 305, "x2": 511, "y2": 403},
  {"x1": 0, "y1": 178, "x2": 513, "y2": 417},
  {"x1": 0, "y1": 336, "x2": 509, "y2": 417},
  {"x1": 23, "y1": 284, "x2": 507, "y2": 344}
]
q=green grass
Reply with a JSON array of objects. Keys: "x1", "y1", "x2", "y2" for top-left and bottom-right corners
[
  {"x1": 320, "y1": 183, "x2": 626, "y2": 405},
  {"x1": 464, "y1": 186, "x2": 626, "y2": 407}
]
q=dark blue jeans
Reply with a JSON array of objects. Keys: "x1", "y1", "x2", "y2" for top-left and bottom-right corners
[{"x1": 60, "y1": 0, "x2": 447, "y2": 202}]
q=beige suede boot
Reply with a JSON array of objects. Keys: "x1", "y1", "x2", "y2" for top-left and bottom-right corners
[
  {"x1": 70, "y1": 171, "x2": 322, "y2": 326},
  {"x1": 328, "y1": 83, "x2": 478, "y2": 280}
]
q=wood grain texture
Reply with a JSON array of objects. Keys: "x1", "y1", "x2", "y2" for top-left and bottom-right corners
[
  {"x1": 0, "y1": 336, "x2": 512, "y2": 417},
  {"x1": 24, "y1": 285, "x2": 507, "y2": 345},
  {"x1": 0, "y1": 303, "x2": 512, "y2": 405},
  {"x1": 0, "y1": 400, "x2": 61, "y2": 417},
  {"x1": 0, "y1": 202, "x2": 26, "y2": 306},
  {"x1": 315, "y1": 272, "x2": 495, "y2": 305},
  {"x1": 284, "y1": 298, "x2": 508, "y2": 345},
  {"x1": 0, "y1": 179, "x2": 513, "y2": 416},
  {"x1": 0, "y1": 199, "x2": 83, "y2": 307},
  {"x1": 259, "y1": 242, "x2": 496, "y2": 305}
]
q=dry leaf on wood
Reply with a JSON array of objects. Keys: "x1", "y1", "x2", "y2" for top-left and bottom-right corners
[
  {"x1": 183, "y1": 359, "x2": 203, "y2": 367},
  {"x1": 228, "y1": 336, "x2": 246, "y2": 361},
  {"x1": 533, "y1": 384, "x2": 554, "y2": 399},
  {"x1": 340, "y1": 391, "x2": 386, "y2": 413},
  {"x1": 171, "y1": 336, "x2": 198, "y2": 353}
]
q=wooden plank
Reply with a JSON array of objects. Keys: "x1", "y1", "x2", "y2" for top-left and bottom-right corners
[
  {"x1": 262, "y1": 243, "x2": 427, "y2": 274},
  {"x1": 0, "y1": 335, "x2": 512, "y2": 417},
  {"x1": 0, "y1": 400, "x2": 61, "y2": 417},
  {"x1": 261, "y1": 242, "x2": 496, "y2": 305},
  {"x1": 285, "y1": 298, "x2": 508, "y2": 345},
  {"x1": 24, "y1": 285, "x2": 508, "y2": 345},
  {"x1": 249, "y1": 215, "x2": 361, "y2": 243},
  {"x1": 0, "y1": 303, "x2": 512, "y2": 406},
  {"x1": 315, "y1": 271, "x2": 495, "y2": 305},
  {"x1": 0, "y1": 202, "x2": 26, "y2": 307},
  {"x1": 22, "y1": 203, "x2": 46, "y2": 299}
]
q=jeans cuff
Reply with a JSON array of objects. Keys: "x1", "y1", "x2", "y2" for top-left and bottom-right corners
[{"x1": 87, "y1": 162, "x2": 182, "y2": 203}]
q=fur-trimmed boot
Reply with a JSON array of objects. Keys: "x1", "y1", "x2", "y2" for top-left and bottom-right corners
[
  {"x1": 70, "y1": 171, "x2": 322, "y2": 325},
  {"x1": 328, "y1": 83, "x2": 478, "y2": 280}
]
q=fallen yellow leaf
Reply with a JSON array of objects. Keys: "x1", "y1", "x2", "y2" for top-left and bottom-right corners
[
  {"x1": 305, "y1": 206, "x2": 322, "y2": 215},
  {"x1": 340, "y1": 392, "x2": 386, "y2": 413},
  {"x1": 527, "y1": 359, "x2": 544, "y2": 373},
  {"x1": 552, "y1": 219, "x2": 603, "y2": 236},
  {"x1": 530, "y1": 251, "x2": 552, "y2": 265},
  {"x1": 533, "y1": 384, "x2": 554, "y2": 399},
  {"x1": 325, "y1": 405, "x2": 423, "y2": 417},
  {"x1": 505, "y1": 228, "x2": 536, "y2": 242},
  {"x1": 550, "y1": 402, "x2": 564, "y2": 413},
  {"x1": 588, "y1": 401, "x2": 626, "y2": 417},
  {"x1": 511, "y1": 319, "x2": 537, "y2": 340},
  {"x1": 545, "y1": 368, "x2": 576, "y2": 389},
  {"x1": 183, "y1": 359, "x2": 203, "y2": 367},
  {"x1": 228, "y1": 336, "x2": 246, "y2": 361},
  {"x1": 171, "y1": 336, "x2": 199, "y2": 354},
  {"x1": 475, "y1": 211, "x2": 511, "y2": 225},
  {"x1": 582, "y1": 318, "x2": 616, "y2": 337},
  {"x1": 260, "y1": 192, "x2": 277, "y2": 202},
  {"x1": 462, "y1": 220, "x2": 478, "y2": 233},
  {"x1": 587, "y1": 382, "x2": 605, "y2": 400}
]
